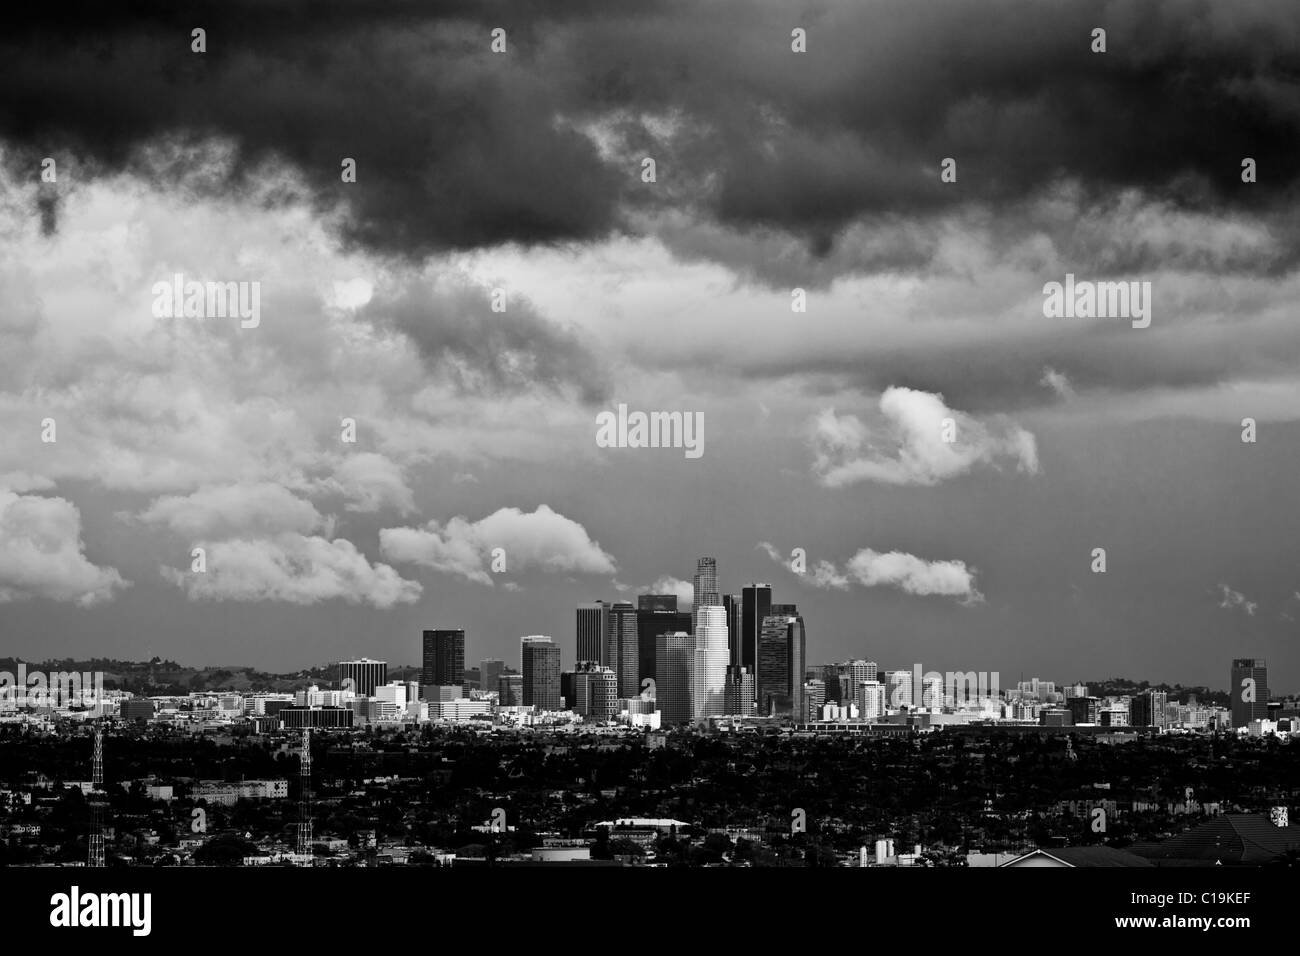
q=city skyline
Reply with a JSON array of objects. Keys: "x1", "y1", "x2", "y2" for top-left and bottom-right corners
[{"x1": 2, "y1": 2, "x2": 1299, "y2": 691}]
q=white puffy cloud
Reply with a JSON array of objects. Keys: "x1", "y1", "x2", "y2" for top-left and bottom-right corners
[
  {"x1": 0, "y1": 491, "x2": 128, "y2": 606},
  {"x1": 380, "y1": 505, "x2": 617, "y2": 585},
  {"x1": 138, "y1": 482, "x2": 330, "y2": 537},
  {"x1": 759, "y1": 539, "x2": 980, "y2": 602},
  {"x1": 646, "y1": 576, "x2": 693, "y2": 608},
  {"x1": 846, "y1": 549, "x2": 982, "y2": 601},
  {"x1": 318, "y1": 453, "x2": 415, "y2": 515},
  {"x1": 160, "y1": 533, "x2": 420, "y2": 608},
  {"x1": 809, "y1": 387, "x2": 1039, "y2": 488}
]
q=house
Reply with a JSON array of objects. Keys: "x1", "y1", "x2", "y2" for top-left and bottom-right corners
[{"x1": 1000, "y1": 846, "x2": 1154, "y2": 867}]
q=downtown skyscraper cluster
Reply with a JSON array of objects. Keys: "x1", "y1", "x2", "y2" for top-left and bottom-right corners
[{"x1": 576, "y1": 556, "x2": 807, "y2": 723}]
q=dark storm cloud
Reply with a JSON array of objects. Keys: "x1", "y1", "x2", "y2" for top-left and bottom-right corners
[{"x1": 2, "y1": 0, "x2": 1297, "y2": 264}]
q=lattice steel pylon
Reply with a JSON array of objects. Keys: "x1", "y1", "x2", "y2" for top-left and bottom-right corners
[
  {"x1": 87, "y1": 724, "x2": 106, "y2": 867},
  {"x1": 296, "y1": 728, "x2": 313, "y2": 863}
]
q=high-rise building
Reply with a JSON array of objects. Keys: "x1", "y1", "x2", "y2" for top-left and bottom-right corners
[
  {"x1": 820, "y1": 664, "x2": 843, "y2": 703},
  {"x1": 757, "y1": 614, "x2": 805, "y2": 717},
  {"x1": 422, "y1": 630, "x2": 465, "y2": 688},
  {"x1": 480, "y1": 659, "x2": 505, "y2": 697},
  {"x1": 339, "y1": 658, "x2": 387, "y2": 697},
  {"x1": 573, "y1": 663, "x2": 618, "y2": 721},
  {"x1": 638, "y1": 594, "x2": 678, "y2": 612},
  {"x1": 725, "y1": 665, "x2": 755, "y2": 716},
  {"x1": 1067, "y1": 695, "x2": 1100, "y2": 725},
  {"x1": 884, "y1": 670, "x2": 913, "y2": 711},
  {"x1": 606, "y1": 602, "x2": 640, "y2": 698},
  {"x1": 805, "y1": 678, "x2": 826, "y2": 721},
  {"x1": 921, "y1": 675, "x2": 944, "y2": 711},
  {"x1": 723, "y1": 594, "x2": 742, "y2": 666},
  {"x1": 1063, "y1": 682, "x2": 1089, "y2": 700},
  {"x1": 498, "y1": 671, "x2": 523, "y2": 706},
  {"x1": 656, "y1": 632, "x2": 693, "y2": 723},
  {"x1": 840, "y1": 660, "x2": 877, "y2": 702},
  {"x1": 637, "y1": 598, "x2": 691, "y2": 688},
  {"x1": 692, "y1": 557, "x2": 720, "y2": 630},
  {"x1": 740, "y1": 584, "x2": 772, "y2": 672},
  {"x1": 857, "y1": 681, "x2": 886, "y2": 720},
  {"x1": 1131, "y1": 690, "x2": 1167, "y2": 728},
  {"x1": 576, "y1": 601, "x2": 610, "y2": 665},
  {"x1": 1230, "y1": 659, "x2": 1269, "y2": 728},
  {"x1": 521, "y1": 636, "x2": 561, "y2": 710},
  {"x1": 692, "y1": 605, "x2": 730, "y2": 722}
]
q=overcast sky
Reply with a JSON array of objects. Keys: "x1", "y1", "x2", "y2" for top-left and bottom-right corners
[{"x1": 1, "y1": 0, "x2": 1298, "y2": 689}]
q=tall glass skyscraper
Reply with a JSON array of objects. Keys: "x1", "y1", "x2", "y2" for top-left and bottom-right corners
[
  {"x1": 655, "y1": 631, "x2": 693, "y2": 723},
  {"x1": 723, "y1": 594, "x2": 742, "y2": 666},
  {"x1": 692, "y1": 605, "x2": 729, "y2": 722},
  {"x1": 757, "y1": 614, "x2": 805, "y2": 717},
  {"x1": 692, "y1": 557, "x2": 719, "y2": 630},
  {"x1": 1230, "y1": 658, "x2": 1269, "y2": 728},
  {"x1": 422, "y1": 630, "x2": 464, "y2": 688},
  {"x1": 521, "y1": 636, "x2": 561, "y2": 710},
  {"x1": 576, "y1": 601, "x2": 610, "y2": 665},
  {"x1": 637, "y1": 596, "x2": 691, "y2": 687},
  {"x1": 606, "y1": 601, "x2": 639, "y2": 698},
  {"x1": 740, "y1": 584, "x2": 772, "y2": 672}
]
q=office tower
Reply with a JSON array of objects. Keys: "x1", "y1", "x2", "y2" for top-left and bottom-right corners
[
  {"x1": 884, "y1": 670, "x2": 913, "y2": 711},
  {"x1": 723, "y1": 594, "x2": 742, "y2": 666},
  {"x1": 757, "y1": 614, "x2": 806, "y2": 717},
  {"x1": 740, "y1": 584, "x2": 772, "y2": 672},
  {"x1": 560, "y1": 670, "x2": 575, "y2": 709},
  {"x1": 725, "y1": 665, "x2": 755, "y2": 717},
  {"x1": 1067, "y1": 696, "x2": 1100, "y2": 724},
  {"x1": 821, "y1": 664, "x2": 842, "y2": 703},
  {"x1": 656, "y1": 632, "x2": 693, "y2": 723},
  {"x1": 1149, "y1": 690, "x2": 1168, "y2": 728},
  {"x1": 857, "y1": 681, "x2": 886, "y2": 720},
  {"x1": 573, "y1": 663, "x2": 618, "y2": 721},
  {"x1": 498, "y1": 671, "x2": 523, "y2": 706},
  {"x1": 841, "y1": 659, "x2": 877, "y2": 703},
  {"x1": 637, "y1": 598, "x2": 691, "y2": 688},
  {"x1": 606, "y1": 602, "x2": 640, "y2": 698},
  {"x1": 339, "y1": 658, "x2": 387, "y2": 697},
  {"x1": 692, "y1": 557, "x2": 720, "y2": 630},
  {"x1": 1063, "y1": 682, "x2": 1089, "y2": 700},
  {"x1": 692, "y1": 605, "x2": 729, "y2": 722},
  {"x1": 858, "y1": 660, "x2": 879, "y2": 683},
  {"x1": 521, "y1": 636, "x2": 561, "y2": 710},
  {"x1": 576, "y1": 601, "x2": 610, "y2": 665},
  {"x1": 788, "y1": 615, "x2": 806, "y2": 721},
  {"x1": 770, "y1": 603, "x2": 797, "y2": 617},
  {"x1": 373, "y1": 682, "x2": 408, "y2": 709},
  {"x1": 422, "y1": 630, "x2": 465, "y2": 688},
  {"x1": 481, "y1": 659, "x2": 505, "y2": 697},
  {"x1": 805, "y1": 678, "x2": 826, "y2": 721},
  {"x1": 463, "y1": 667, "x2": 481, "y2": 692},
  {"x1": 922, "y1": 675, "x2": 944, "y2": 710},
  {"x1": 638, "y1": 594, "x2": 677, "y2": 612},
  {"x1": 1230, "y1": 659, "x2": 1269, "y2": 728}
]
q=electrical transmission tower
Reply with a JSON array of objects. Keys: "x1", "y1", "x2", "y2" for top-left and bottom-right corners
[
  {"x1": 297, "y1": 728, "x2": 313, "y2": 864},
  {"x1": 87, "y1": 724, "x2": 105, "y2": 867}
]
